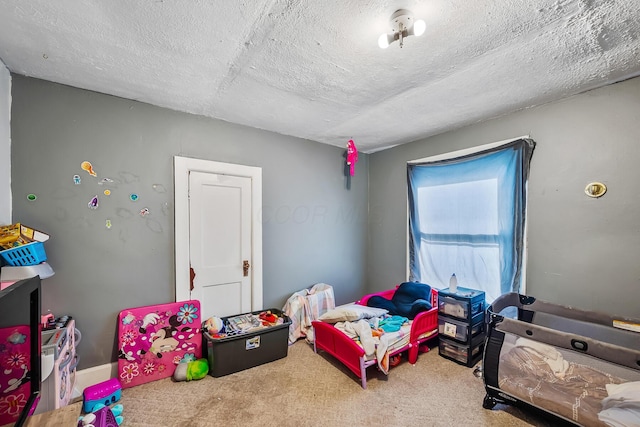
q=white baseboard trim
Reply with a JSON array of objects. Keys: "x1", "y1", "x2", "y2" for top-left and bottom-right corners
[{"x1": 72, "y1": 362, "x2": 118, "y2": 399}]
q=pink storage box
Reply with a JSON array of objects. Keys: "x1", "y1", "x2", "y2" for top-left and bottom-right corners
[{"x1": 117, "y1": 300, "x2": 202, "y2": 388}]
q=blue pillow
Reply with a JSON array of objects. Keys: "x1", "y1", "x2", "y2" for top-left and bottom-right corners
[{"x1": 367, "y1": 282, "x2": 432, "y2": 320}]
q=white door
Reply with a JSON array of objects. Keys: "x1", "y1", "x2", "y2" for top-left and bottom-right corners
[
  {"x1": 189, "y1": 172, "x2": 251, "y2": 320},
  {"x1": 174, "y1": 157, "x2": 263, "y2": 322}
]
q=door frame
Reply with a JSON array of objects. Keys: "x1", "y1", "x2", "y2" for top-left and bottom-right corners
[{"x1": 173, "y1": 156, "x2": 263, "y2": 309}]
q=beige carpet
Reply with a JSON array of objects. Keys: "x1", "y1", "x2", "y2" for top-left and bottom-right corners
[{"x1": 71, "y1": 341, "x2": 559, "y2": 427}]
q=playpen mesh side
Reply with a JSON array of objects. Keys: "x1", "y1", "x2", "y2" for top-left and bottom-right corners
[
  {"x1": 484, "y1": 293, "x2": 640, "y2": 425},
  {"x1": 484, "y1": 310, "x2": 640, "y2": 424},
  {"x1": 492, "y1": 329, "x2": 640, "y2": 425}
]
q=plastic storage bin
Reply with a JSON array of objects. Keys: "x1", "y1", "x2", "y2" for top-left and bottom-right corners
[
  {"x1": 438, "y1": 315, "x2": 485, "y2": 343},
  {"x1": 204, "y1": 308, "x2": 291, "y2": 377},
  {"x1": 438, "y1": 286, "x2": 486, "y2": 368},
  {"x1": 437, "y1": 287, "x2": 485, "y2": 322},
  {"x1": 438, "y1": 334, "x2": 485, "y2": 367},
  {"x1": 0, "y1": 242, "x2": 47, "y2": 266}
]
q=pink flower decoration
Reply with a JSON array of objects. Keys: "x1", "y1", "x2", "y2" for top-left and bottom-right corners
[
  {"x1": 119, "y1": 363, "x2": 140, "y2": 383},
  {"x1": 0, "y1": 393, "x2": 26, "y2": 416}
]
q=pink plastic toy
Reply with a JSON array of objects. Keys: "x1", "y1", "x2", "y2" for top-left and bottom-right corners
[
  {"x1": 41, "y1": 313, "x2": 54, "y2": 328},
  {"x1": 346, "y1": 139, "x2": 358, "y2": 176},
  {"x1": 83, "y1": 378, "x2": 122, "y2": 413}
]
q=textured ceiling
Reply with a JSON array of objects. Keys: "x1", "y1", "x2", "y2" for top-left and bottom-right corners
[{"x1": 1, "y1": 0, "x2": 639, "y2": 153}]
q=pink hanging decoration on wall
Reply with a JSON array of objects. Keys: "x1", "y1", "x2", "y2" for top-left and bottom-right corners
[{"x1": 346, "y1": 139, "x2": 358, "y2": 176}]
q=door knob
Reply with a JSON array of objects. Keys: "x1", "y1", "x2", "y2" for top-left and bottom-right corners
[{"x1": 243, "y1": 260, "x2": 250, "y2": 277}]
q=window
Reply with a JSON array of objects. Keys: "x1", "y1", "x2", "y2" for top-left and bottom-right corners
[{"x1": 407, "y1": 138, "x2": 535, "y2": 303}]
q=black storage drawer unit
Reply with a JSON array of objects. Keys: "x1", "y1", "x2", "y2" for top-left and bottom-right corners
[
  {"x1": 204, "y1": 308, "x2": 291, "y2": 377},
  {"x1": 438, "y1": 334, "x2": 485, "y2": 367},
  {"x1": 438, "y1": 286, "x2": 487, "y2": 367}
]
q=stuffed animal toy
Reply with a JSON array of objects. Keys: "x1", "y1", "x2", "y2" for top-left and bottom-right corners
[
  {"x1": 202, "y1": 316, "x2": 225, "y2": 335},
  {"x1": 258, "y1": 310, "x2": 278, "y2": 325},
  {"x1": 173, "y1": 358, "x2": 209, "y2": 382}
]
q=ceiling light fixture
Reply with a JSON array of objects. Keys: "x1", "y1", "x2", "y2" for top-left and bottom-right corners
[{"x1": 378, "y1": 9, "x2": 426, "y2": 49}]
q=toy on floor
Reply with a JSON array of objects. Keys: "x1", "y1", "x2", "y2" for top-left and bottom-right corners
[
  {"x1": 173, "y1": 358, "x2": 209, "y2": 382},
  {"x1": 83, "y1": 378, "x2": 122, "y2": 413},
  {"x1": 389, "y1": 353, "x2": 402, "y2": 367},
  {"x1": 78, "y1": 403, "x2": 123, "y2": 427}
]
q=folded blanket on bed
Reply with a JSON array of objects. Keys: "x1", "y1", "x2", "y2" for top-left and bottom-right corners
[
  {"x1": 334, "y1": 318, "x2": 411, "y2": 375},
  {"x1": 366, "y1": 282, "x2": 432, "y2": 319},
  {"x1": 334, "y1": 319, "x2": 376, "y2": 357}
]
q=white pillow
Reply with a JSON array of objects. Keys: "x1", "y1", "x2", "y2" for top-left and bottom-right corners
[{"x1": 317, "y1": 304, "x2": 388, "y2": 323}]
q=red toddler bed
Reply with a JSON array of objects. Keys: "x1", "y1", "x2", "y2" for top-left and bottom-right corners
[{"x1": 312, "y1": 286, "x2": 438, "y2": 388}]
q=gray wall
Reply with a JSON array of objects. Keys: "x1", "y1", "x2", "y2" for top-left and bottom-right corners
[
  {"x1": 0, "y1": 62, "x2": 10, "y2": 224},
  {"x1": 368, "y1": 76, "x2": 640, "y2": 318},
  {"x1": 10, "y1": 76, "x2": 368, "y2": 369}
]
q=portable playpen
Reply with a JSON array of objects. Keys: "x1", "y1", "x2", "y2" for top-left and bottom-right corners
[{"x1": 483, "y1": 293, "x2": 640, "y2": 426}]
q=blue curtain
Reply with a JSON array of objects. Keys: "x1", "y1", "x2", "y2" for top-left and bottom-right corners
[{"x1": 407, "y1": 138, "x2": 535, "y2": 302}]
